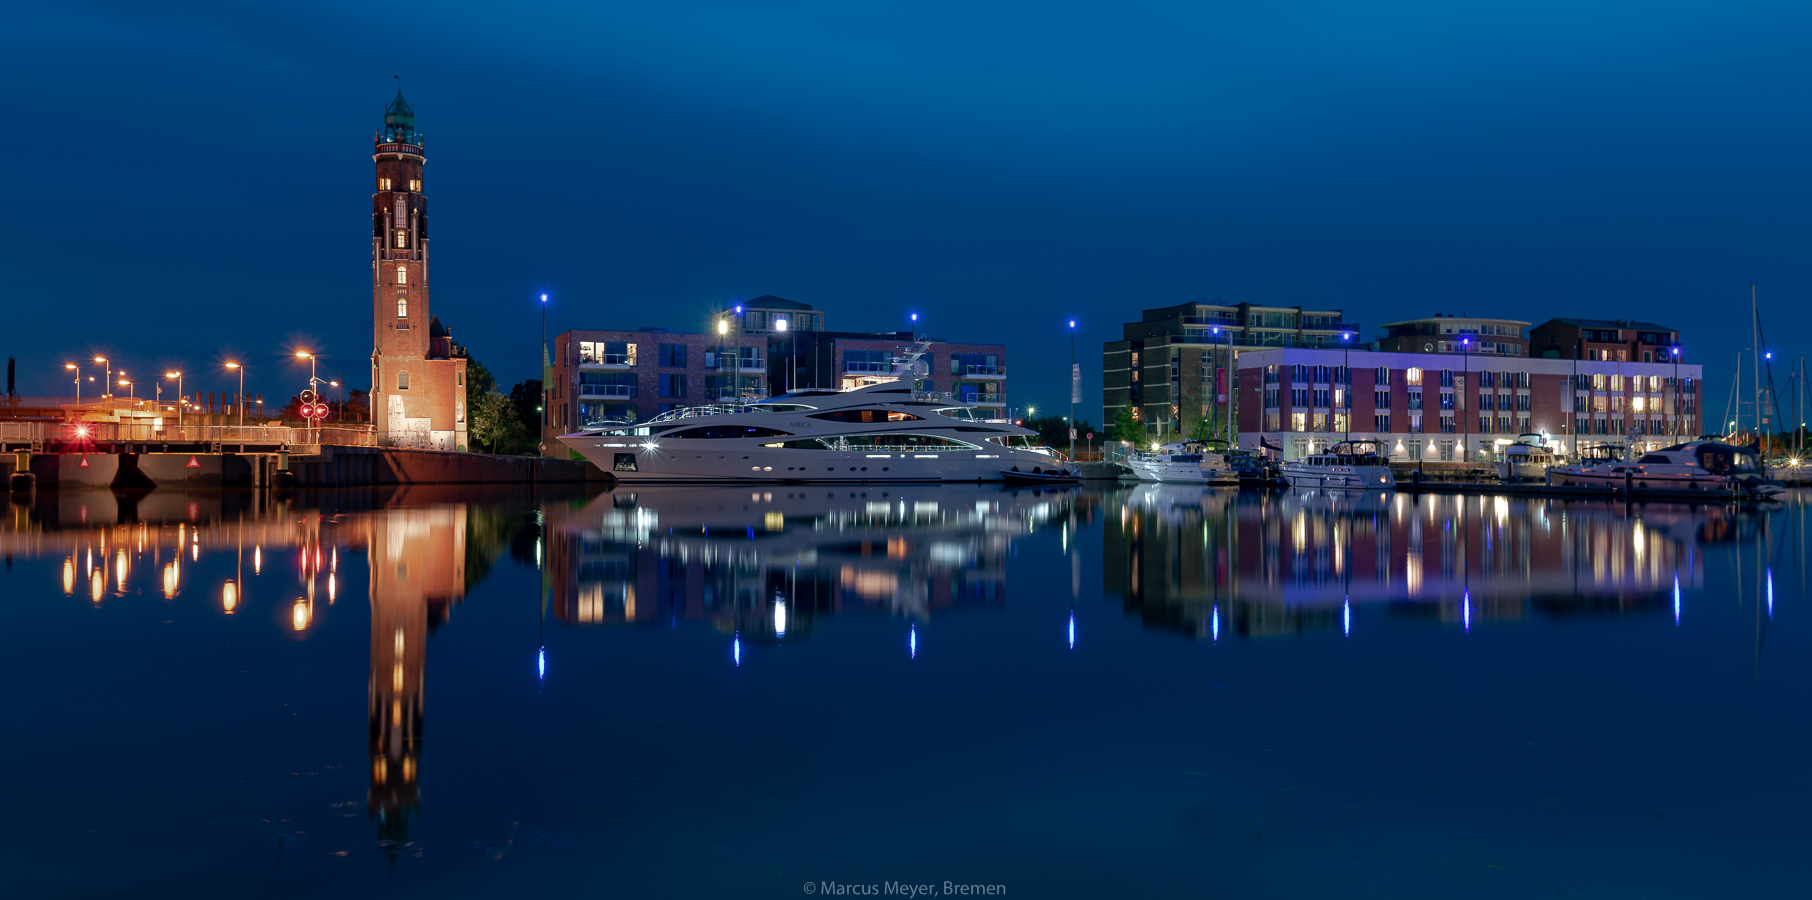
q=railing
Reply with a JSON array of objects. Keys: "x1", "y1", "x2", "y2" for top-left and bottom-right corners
[
  {"x1": 579, "y1": 355, "x2": 636, "y2": 367},
  {"x1": 705, "y1": 357, "x2": 761, "y2": 370},
  {"x1": 15, "y1": 422, "x2": 306, "y2": 444},
  {"x1": 299, "y1": 426, "x2": 378, "y2": 447},
  {"x1": 580, "y1": 385, "x2": 636, "y2": 398},
  {"x1": 844, "y1": 361, "x2": 890, "y2": 373},
  {"x1": 961, "y1": 364, "x2": 1006, "y2": 376}
]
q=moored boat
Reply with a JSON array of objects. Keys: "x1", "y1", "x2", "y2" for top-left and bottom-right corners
[
  {"x1": 1279, "y1": 440, "x2": 1395, "y2": 490},
  {"x1": 1126, "y1": 440, "x2": 1240, "y2": 485},
  {"x1": 1549, "y1": 440, "x2": 1782, "y2": 494}
]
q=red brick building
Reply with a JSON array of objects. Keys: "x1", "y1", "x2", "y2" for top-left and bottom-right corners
[{"x1": 369, "y1": 88, "x2": 468, "y2": 450}]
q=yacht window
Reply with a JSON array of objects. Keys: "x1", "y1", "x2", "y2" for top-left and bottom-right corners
[
  {"x1": 834, "y1": 433, "x2": 983, "y2": 451},
  {"x1": 751, "y1": 403, "x2": 819, "y2": 412},
  {"x1": 1637, "y1": 454, "x2": 1670, "y2": 464},
  {"x1": 761, "y1": 438, "x2": 832, "y2": 449},
  {"x1": 669, "y1": 425, "x2": 794, "y2": 439},
  {"x1": 808, "y1": 409, "x2": 923, "y2": 423},
  {"x1": 986, "y1": 435, "x2": 1041, "y2": 450}
]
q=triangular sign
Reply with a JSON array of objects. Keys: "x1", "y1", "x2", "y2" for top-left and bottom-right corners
[
  {"x1": 186, "y1": 455, "x2": 202, "y2": 468},
  {"x1": 77, "y1": 455, "x2": 90, "y2": 469}
]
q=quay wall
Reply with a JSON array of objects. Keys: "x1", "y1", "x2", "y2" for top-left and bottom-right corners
[{"x1": 2, "y1": 447, "x2": 610, "y2": 488}]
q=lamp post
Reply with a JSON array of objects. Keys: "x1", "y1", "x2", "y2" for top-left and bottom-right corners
[
  {"x1": 118, "y1": 376, "x2": 133, "y2": 399},
  {"x1": 735, "y1": 305, "x2": 744, "y2": 402},
  {"x1": 1461, "y1": 336, "x2": 1470, "y2": 462},
  {"x1": 540, "y1": 293, "x2": 548, "y2": 455},
  {"x1": 223, "y1": 363, "x2": 243, "y2": 427},
  {"x1": 1342, "y1": 331, "x2": 1351, "y2": 442},
  {"x1": 1068, "y1": 319, "x2": 1076, "y2": 460},
  {"x1": 93, "y1": 357, "x2": 110, "y2": 399},
  {"x1": 329, "y1": 381, "x2": 341, "y2": 422},
  {"x1": 65, "y1": 363, "x2": 79, "y2": 412},
  {"x1": 165, "y1": 372, "x2": 183, "y2": 428},
  {"x1": 1670, "y1": 346, "x2": 1680, "y2": 440},
  {"x1": 296, "y1": 351, "x2": 320, "y2": 434}
]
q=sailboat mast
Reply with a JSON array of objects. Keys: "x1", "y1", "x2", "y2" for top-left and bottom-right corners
[{"x1": 1753, "y1": 284, "x2": 1763, "y2": 448}]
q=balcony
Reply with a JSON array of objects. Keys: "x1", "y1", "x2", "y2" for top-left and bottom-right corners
[
  {"x1": 845, "y1": 361, "x2": 890, "y2": 373},
  {"x1": 961, "y1": 364, "x2": 1006, "y2": 378},
  {"x1": 580, "y1": 385, "x2": 637, "y2": 398},
  {"x1": 579, "y1": 355, "x2": 635, "y2": 368},
  {"x1": 705, "y1": 356, "x2": 761, "y2": 370}
]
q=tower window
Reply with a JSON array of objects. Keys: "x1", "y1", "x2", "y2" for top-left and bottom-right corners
[
  {"x1": 409, "y1": 179, "x2": 420, "y2": 192},
  {"x1": 395, "y1": 230, "x2": 407, "y2": 249},
  {"x1": 398, "y1": 370, "x2": 410, "y2": 391},
  {"x1": 379, "y1": 178, "x2": 391, "y2": 191},
  {"x1": 398, "y1": 297, "x2": 408, "y2": 318},
  {"x1": 396, "y1": 265, "x2": 408, "y2": 285}
]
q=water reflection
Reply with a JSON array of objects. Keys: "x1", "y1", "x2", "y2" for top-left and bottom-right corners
[
  {"x1": 1105, "y1": 483, "x2": 1765, "y2": 639},
  {"x1": 542, "y1": 485, "x2": 1084, "y2": 646}
]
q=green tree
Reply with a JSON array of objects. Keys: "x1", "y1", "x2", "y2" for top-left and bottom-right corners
[
  {"x1": 469, "y1": 389, "x2": 520, "y2": 453},
  {"x1": 1188, "y1": 411, "x2": 1216, "y2": 442},
  {"x1": 1111, "y1": 405, "x2": 1142, "y2": 443}
]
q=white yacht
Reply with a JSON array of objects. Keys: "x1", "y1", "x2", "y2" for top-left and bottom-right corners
[
  {"x1": 1494, "y1": 435, "x2": 1556, "y2": 482},
  {"x1": 1549, "y1": 440, "x2": 1782, "y2": 494},
  {"x1": 1279, "y1": 440, "x2": 1396, "y2": 490},
  {"x1": 558, "y1": 382, "x2": 1076, "y2": 484},
  {"x1": 1126, "y1": 440, "x2": 1240, "y2": 485}
]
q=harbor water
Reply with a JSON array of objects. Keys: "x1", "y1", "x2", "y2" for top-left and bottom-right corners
[{"x1": 1, "y1": 483, "x2": 1807, "y2": 898}]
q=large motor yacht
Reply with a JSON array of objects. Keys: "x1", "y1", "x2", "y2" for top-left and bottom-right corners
[
  {"x1": 1549, "y1": 440, "x2": 1782, "y2": 494},
  {"x1": 558, "y1": 377, "x2": 1076, "y2": 484},
  {"x1": 1279, "y1": 439, "x2": 1396, "y2": 490}
]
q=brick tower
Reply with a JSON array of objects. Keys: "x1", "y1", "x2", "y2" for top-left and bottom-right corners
[{"x1": 370, "y1": 85, "x2": 468, "y2": 449}]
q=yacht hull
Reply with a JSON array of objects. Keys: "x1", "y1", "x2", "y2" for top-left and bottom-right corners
[
  {"x1": 1279, "y1": 465, "x2": 1395, "y2": 490},
  {"x1": 567, "y1": 442, "x2": 1068, "y2": 483}
]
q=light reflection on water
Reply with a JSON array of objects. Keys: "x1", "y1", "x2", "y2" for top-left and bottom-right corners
[{"x1": 0, "y1": 484, "x2": 1807, "y2": 896}]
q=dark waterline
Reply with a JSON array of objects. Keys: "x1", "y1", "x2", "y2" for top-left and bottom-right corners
[{"x1": 1, "y1": 484, "x2": 1807, "y2": 898}]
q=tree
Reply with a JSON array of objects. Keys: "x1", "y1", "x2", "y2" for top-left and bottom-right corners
[
  {"x1": 469, "y1": 389, "x2": 520, "y2": 453},
  {"x1": 509, "y1": 378, "x2": 542, "y2": 440},
  {"x1": 1188, "y1": 411, "x2": 1216, "y2": 442},
  {"x1": 1111, "y1": 405, "x2": 1142, "y2": 444}
]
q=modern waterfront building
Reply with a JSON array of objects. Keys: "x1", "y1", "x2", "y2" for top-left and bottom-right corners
[
  {"x1": 1233, "y1": 346, "x2": 1702, "y2": 463},
  {"x1": 1104, "y1": 300, "x2": 1356, "y2": 438},
  {"x1": 1530, "y1": 318, "x2": 1682, "y2": 363},
  {"x1": 368, "y1": 87, "x2": 469, "y2": 450},
  {"x1": 1376, "y1": 314, "x2": 1530, "y2": 357},
  {"x1": 779, "y1": 331, "x2": 1007, "y2": 407}
]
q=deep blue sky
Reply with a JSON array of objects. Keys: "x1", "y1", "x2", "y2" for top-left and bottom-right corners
[{"x1": 6, "y1": 1, "x2": 1811, "y2": 421}]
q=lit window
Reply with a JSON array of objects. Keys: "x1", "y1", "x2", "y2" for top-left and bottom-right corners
[
  {"x1": 395, "y1": 230, "x2": 407, "y2": 249},
  {"x1": 457, "y1": 370, "x2": 463, "y2": 386},
  {"x1": 410, "y1": 179, "x2": 420, "y2": 192},
  {"x1": 379, "y1": 178, "x2": 391, "y2": 191},
  {"x1": 398, "y1": 370, "x2": 410, "y2": 390},
  {"x1": 397, "y1": 298, "x2": 407, "y2": 318},
  {"x1": 1406, "y1": 367, "x2": 1423, "y2": 385},
  {"x1": 396, "y1": 266, "x2": 408, "y2": 285}
]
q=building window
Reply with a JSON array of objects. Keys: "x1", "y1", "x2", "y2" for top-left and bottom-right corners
[
  {"x1": 1266, "y1": 413, "x2": 1281, "y2": 431},
  {"x1": 380, "y1": 178, "x2": 391, "y2": 191},
  {"x1": 1440, "y1": 415, "x2": 1454, "y2": 434},
  {"x1": 1374, "y1": 390, "x2": 1389, "y2": 409},
  {"x1": 1375, "y1": 414, "x2": 1390, "y2": 432},
  {"x1": 1375, "y1": 366, "x2": 1390, "y2": 385},
  {"x1": 1408, "y1": 414, "x2": 1423, "y2": 433},
  {"x1": 396, "y1": 266, "x2": 408, "y2": 285},
  {"x1": 659, "y1": 373, "x2": 687, "y2": 398},
  {"x1": 659, "y1": 344, "x2": 688, "y2": 367},
  {"x1": 457, "y1": 370, "x2": 463, "y2": 386},
  {"x1": 1291, "y1": 412, "x2": 1306, "y2": 432},
  {"x1": 1313, "y1": 389, "x2": 1330, "y2": 408},
  {"x1": 1311, "y1": 413, "x2": 1327, "y2": 432},
  {"x1": 395, "y1": 230, "x2": 408, "y2": 249},
  {"x1": 1406, "y1": 367, "x2": 1422, "y2": 385},
  {"x1": 1407, "y1": 390, "x2": 1423, "y2": 410},
  {"x1": 398, "y1": 370, "x2": 410, "y2": 390},
  {"x1": 1440, "y1": 369, "x2": 1454, "y2": 388},
  {"x1": 397, "y1": 298, "x2": 407, "y2": 318},
  {"x1": 409, "y1": 179, "x2": 420, "y2": 192}
]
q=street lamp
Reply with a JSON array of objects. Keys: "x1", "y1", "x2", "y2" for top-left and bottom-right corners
[
  {"x1": 296, "y1": 351, "x2": 320, "y2": 433},
  {"x1": 1068, "y1": 319, "x2": 1076, "y2": 460},
  {"x1": 93, "y1": 357, "x2": 110, "y2": 399},
  {"x1": 1342, "y1": 331, "x2": 1351, "y2": 442},
  {"x1": 540, "y1": 293, "x2": 548, "y2": 455},
  {"x1": 165, "y1": 372, "x2": 183, "y2": 428},
  {"x1": 118, "y1": 376, "x2": 133, "y2": 399},
  {"x1": 65, "y1": 363, "x2": 79, "y2": 410},
  {"x1": 735, "y1": 305, "x2": 744, "y2": 402},
  {"x1": 1461, "y1": 336, "x2": 1471, "y2": 461},
  {"x1": 223, "y1": 363, "x2": 243, "y2": 427},
  {"x1": 1670, "y1": 346, "x2": 1680, "y2": 439},
  {"x1": 329, "y1": 381, "x2": 340, "y2": 422}
]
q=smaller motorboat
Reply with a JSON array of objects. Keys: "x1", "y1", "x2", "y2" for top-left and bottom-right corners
[
  {"x1": 1000, "y1": 466, "x2": 1081, "y2": 484},
  {"x1": 1494, "y1": 435, "x2": 1556, "y2": 482},
  {"x1": 1280, "y1": 440, "x2": 1396, "y2": 490},
  {"x1": 1127, "y1": 440, "x2": 1240, "y2": 485},
  {"x1": 1549, "y1": 440, "x2": 1783, "y2": 494}
]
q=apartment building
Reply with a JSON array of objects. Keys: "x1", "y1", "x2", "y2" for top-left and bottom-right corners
[
  {"x1": 781, "y1": 331, "x2": 1007, "y2": 411},
  {"x1": 1530, "y1": 318, "x2": 1681, "y2": 363},
  {"x1": 1105, "y1": 300, "x2": 1356, "y2": 437},
  {"x1": 1376, "y1": 314, "x2": 1530, "y2": 356},
  {"x1": 1235, "y1": 347, "x2": 1703, "y2": 464}
]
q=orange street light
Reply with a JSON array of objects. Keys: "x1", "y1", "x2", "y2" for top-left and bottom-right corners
[
  {"x1": 165, "y1": 372, "x2": 184, "y2": 427},
  {"x1": 224, "y1": 363, "x2": 245, "y2": 426}
]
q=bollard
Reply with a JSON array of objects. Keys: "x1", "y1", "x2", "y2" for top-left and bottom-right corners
[
  {"x1": 9, "y1": 471, "x2": 34, "y2": 492},
  {"x1": 1624, "y1": 469, "x2": 1634, "y2": 494}
]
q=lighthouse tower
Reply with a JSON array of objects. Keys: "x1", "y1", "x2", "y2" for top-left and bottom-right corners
[{"x1": 370, "y1": 86, "x2": 467, "y2": 449}]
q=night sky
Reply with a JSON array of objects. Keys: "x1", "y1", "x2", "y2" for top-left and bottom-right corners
[{"x1": 6, "y1": 1, "x2": 1811, "y2": 421}]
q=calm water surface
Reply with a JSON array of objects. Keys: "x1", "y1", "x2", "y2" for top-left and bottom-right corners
[{"x1": 1, "y1": 484, "x2": 1808, "y2": 898}]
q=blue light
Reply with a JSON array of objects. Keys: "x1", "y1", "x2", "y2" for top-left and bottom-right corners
[
  {"x1": 1067, "y1": 611, "x2": 1075, "y2": 649},
  {"x1": 735, "y1": 305, "x2": 742, "y2": 314},
  {"x1": 1343, "y1": 596, "x2": 1350, "y2": 636},
  {"x1": 911, "y1": 313, "x2": 919, "y2": 322},
  {"x1": 1212, "y1": 326, "x2": 1219, "y2": 335},
  {"x1": 733, "y1": 632, "x2": 741, "y2": 666},
  {"x1": 1211, "y1": 603, "x2": 1219, "y2": 642},
  {"x1": 538, "y1": 646, "x2": 545, "y2": 679},
  {"x1": 540, "y1": 293, "x2": 547, "y2": 303},
  {"x1": 1767, "y1": 567, "x2": 1774, "y2": 618},
  {"x1": 909, "y1": 623, "x2": 917, "y2": 659},
  {"x1": 1068, "y1": 320, "x2": 1076, "y2": 328},
  {"x1": 1463, "y1": 589, "x2": 1471, "y2": 633},
  {"x1": 1673, "y1": 571, "x2": 1680, "y2": 626}
]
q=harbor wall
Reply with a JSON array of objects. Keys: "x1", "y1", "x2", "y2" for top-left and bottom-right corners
[{"x1": 3, "y1": 447, "x2": 611, "y2": 489}]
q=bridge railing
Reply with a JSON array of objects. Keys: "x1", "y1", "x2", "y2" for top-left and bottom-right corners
[
  {"x1": 4, "y1": 421, "x2": 308, "y2": 445},
  {"x1": 299, "y1": 426, "x2": 378, "y2": 447}
]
